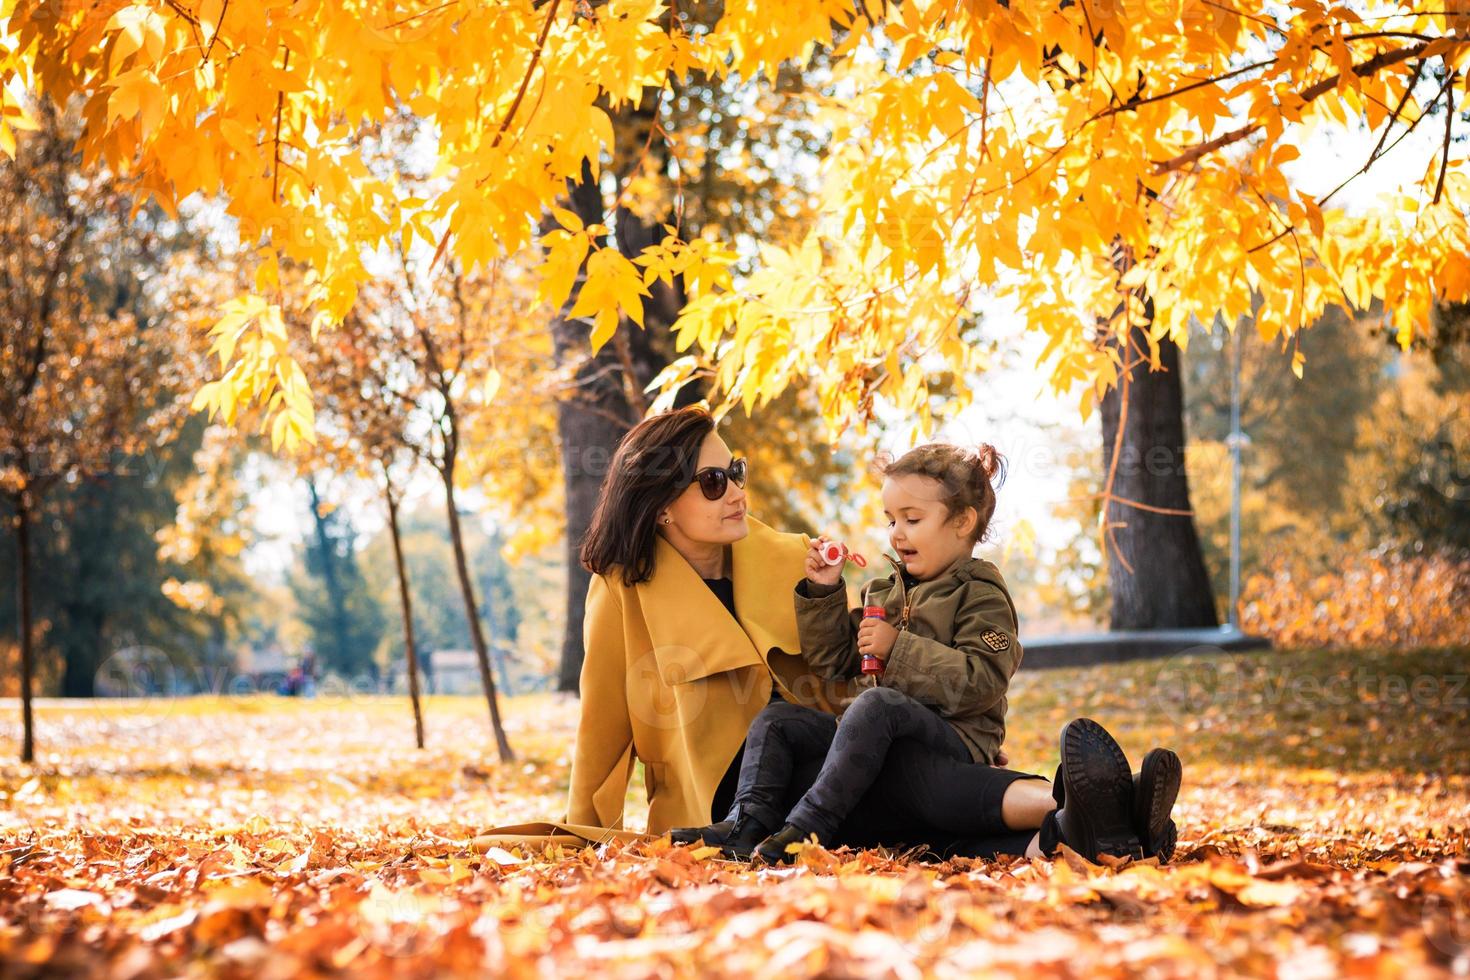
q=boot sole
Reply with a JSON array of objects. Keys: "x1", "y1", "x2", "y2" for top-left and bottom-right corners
[
  {"x1": 1135, "y1": 748, "x2": 1182, "y2": 862},
  {"x1": 1059, "y1": 718, "x2": 1144, "y2": 861},
  {"x1": 1155, "y1": 820, "x2": 1178, "y2": 863}
]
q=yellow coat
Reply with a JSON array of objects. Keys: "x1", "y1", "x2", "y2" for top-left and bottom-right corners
[
  {"x1": 468, "y1": 515, "x2": 856, "y2": 852},
  {"x1": 561, "y1": 514, "x2": 856, "y2": 835}
]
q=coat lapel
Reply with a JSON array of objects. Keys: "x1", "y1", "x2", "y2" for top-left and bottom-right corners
[
  {"x1": 732, "y1": 516, "x2": 805, "y2": 663},
  {"x1": 638, "y1": 527, "x2": 765, "y2": 684},
  {"x1": 635, "y1": 515, "x2": 806, "y2": 685}
]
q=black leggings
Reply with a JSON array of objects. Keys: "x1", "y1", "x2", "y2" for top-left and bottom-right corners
[
  {"x1": 712, "y1": 730, "x2": 1042, "y2": 860},
  {"x1": 737, "y1": 689, "x2": 976, "y2": 840}
]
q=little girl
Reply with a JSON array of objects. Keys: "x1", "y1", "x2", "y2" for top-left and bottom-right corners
[{"x1": 671, "y1": 442, "x2": 1025, "y2": 862}]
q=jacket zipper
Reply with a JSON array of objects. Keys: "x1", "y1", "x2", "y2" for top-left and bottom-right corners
[
  {"x1": 898, "y1": 582, "x2": 926, "y2": 631},
  {"x1": 878, "y1": 554, "x2": 916, "y2": 632}
]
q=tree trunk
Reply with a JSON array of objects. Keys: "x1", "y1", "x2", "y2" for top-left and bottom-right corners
[
  {"x1": 14, "y1": 495, "x2": 35, "y2": 763},
  {"x1": 548, "y1": 119, "x2": 711, "y2": 693},
  {"x1": 552, "y1": 385, "x2": 632, "y2": 694},
  {"x1": 385, "y1": 483, "x2": 425, "y2": 750},
  {"x1": 1099, "y1": 310, "x2": 1220, "y2": 630},
  {"x1": 306, "y1": 477, "x2": 351, "y2": 671},
  {"x1": 440, "y1": 461, "x2": 515, "y2": 761},
  {"x1": 549, "y1": 158, "x2": 645, "y2": 694},
  {"x1": 482, "y1": 587, "x2": 514, "y2": 698}
]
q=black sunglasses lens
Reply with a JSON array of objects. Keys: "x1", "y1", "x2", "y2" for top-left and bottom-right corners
[
  {"x1": 697, "y1": 469, "x2": 727, "y2": 500},
  {"x1": 731, "y1": 458, "x2": 747, "y2": 488}
]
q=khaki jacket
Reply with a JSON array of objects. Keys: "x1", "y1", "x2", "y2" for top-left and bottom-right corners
[
  {"x1": 558, "y1": 515, "x2": 858, "y2": 836},
  {"x1": 794, "y1": 553, "x2": 1023, "y2": 764}
]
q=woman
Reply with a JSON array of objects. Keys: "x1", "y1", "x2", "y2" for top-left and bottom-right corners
[{"x1": 553, "y1": 405, "x2": 1181, "y2": 863}]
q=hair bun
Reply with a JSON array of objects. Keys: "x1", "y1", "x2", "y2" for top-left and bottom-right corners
[{"x1": 973, "y1": 443, "x2": 1007, "y2": 489}]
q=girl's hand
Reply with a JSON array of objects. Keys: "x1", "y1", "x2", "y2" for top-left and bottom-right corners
[
  {"x1": 804, "y1": 537, "x2": 844, "y2": 587},
  {"x1": 856, "y1": 616, "x2": 898, "y2": 661}
]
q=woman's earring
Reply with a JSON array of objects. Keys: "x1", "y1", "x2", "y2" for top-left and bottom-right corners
[{"x1": 662, "y1": 516, "x2": 672, "y2": 525}]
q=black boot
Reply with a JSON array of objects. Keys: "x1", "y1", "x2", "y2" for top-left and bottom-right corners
[
  {"x1": 1134, "y1": 748, "x2": 1182, "y2": 863},
  {"x1": 669, "y1": 819, "x2": 733, "y2": 846},
  {"x1": 752, "y1": 823, "x2": 817, "y2": 865},
  {"x1": 1051, "y1": 749, "x2": 1181, "y2": 863},
  {"x1": 717, "y1": 806, "x2": 777, "y2": 859},
  {"x1": 1051, "y1": 718, "x2": 1144, "y2": 862},
  {"x1": 670, "y1": 803, "x2": 770, "y2": 850}
]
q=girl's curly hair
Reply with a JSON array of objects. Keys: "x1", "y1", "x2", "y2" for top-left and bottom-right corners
[{"x1": 875, "y1": 442, "x2": 1007, "y2": 546}]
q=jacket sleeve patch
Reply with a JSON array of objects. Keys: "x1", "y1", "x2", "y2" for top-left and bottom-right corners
[{"x1": 980, "y1": 628, "x2": 1011, "y2": 652}]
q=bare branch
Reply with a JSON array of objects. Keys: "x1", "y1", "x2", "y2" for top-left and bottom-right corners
[
  {"x1": 1154, "y1": 40, "x2": 1451, "y2": 174},
  {"x1": 272, "y1": 46, "x2": 291, "y2": 204},
  {"x1": 1433, "y1": 69, "x2": 1455, "y2": 206}
]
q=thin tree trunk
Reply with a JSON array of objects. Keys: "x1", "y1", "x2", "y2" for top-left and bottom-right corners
[
  {"x1": 306, "y1": 478, "x2": 350, "y2": 671},
  {"x1": 15, "y1": 495, "x2": 35, "y2": 763},
  {"x1": 440, "y1": 462, "x2": 514, "y2": 761},
  {"x1": 482, "y1": 587, "x2": 514, "y2": 697},
  {"x1": 385, "y1": 482, "x2": 425, "y2": 750},
  {"x1": 1099, "y1": 308, "x2": 1220, "y2": 629}
]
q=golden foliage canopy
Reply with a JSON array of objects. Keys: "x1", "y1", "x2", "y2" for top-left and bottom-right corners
[{"x1": 4, "y1": 0, "x2": 1468, "y2": 441}]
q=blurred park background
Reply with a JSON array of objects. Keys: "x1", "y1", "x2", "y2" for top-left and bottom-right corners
[
  {"x1": 2, "y1": 116, "x2": 1467, "y2": 707},
  {"x1": 2, "y1": 7, "x2": 1468, "y2": 734}
]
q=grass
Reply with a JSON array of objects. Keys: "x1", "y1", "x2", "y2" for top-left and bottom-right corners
[{"x1": 3, "y1": 645, "x2": 1465, "y2": 837}]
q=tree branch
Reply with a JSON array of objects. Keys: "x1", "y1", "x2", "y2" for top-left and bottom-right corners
[
  {"x1": 202, "y1": 0, "x2": 229, "y2": 63},
  {"x1": 1320, "y1": 63, "x2": 1448, "y2": 207},
  {"x1": 1433, "y1": 69, "x2": 1455, "y2": 205},
  {"x1": 432, "y1": 0, "x2": 565, "y2": 271},
  {"x1": 272, "y1": 46, "x2": 291, "y2": 204},
  {"x1": 1154, "y1": 39, "x2": 1451, "y2": 174}
]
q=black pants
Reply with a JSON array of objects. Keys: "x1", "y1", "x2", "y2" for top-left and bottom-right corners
[
  {"x1": 713, "y1": 694, "x2": 1042, "y2": 859},
  {"x1": 735, "y1": 687, "x2": 975, "y2": 839}
]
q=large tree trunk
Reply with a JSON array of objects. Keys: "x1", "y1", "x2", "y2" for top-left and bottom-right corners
[
  {"x1": 1099, "y1": 309, "x2": 1220, "y2": 630},
  {"x1": 550, "y1": 159, "x2": 630, "y2": 694},
  {"x1": 440, "y1": 459, "x2": 515, "y2": 761},
  {"x1": 14, "y1": 495, "x2": 35, "y2": 763},
  {"x1": 58, "y1": 603, "x2": 104, "y2": 698},
  {"x1": 548, "y1": 128, "x2": 710, "y2": 693},
  {"x1": 385, "y1": 482, "x2": 425, "y2": 750}
]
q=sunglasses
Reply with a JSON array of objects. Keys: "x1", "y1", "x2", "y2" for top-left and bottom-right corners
[{"x1": 690, "y1": 457, "x2": 747, "y2": 500}]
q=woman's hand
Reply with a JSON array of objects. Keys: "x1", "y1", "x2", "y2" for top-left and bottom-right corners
[
  {"x1": 804, "y1": 537, "x2": 845, "y2": 587},
  {"x1": 856, "y1": 615, "x2": 899, "y2": 662}
]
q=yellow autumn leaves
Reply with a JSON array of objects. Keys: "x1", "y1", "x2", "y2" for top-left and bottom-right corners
[
  {"x1": 191, "y1": 295, "x2": 316, "y2": 453},
  {"x1": 4, "y1": 0, "x2": 1469, "y2": 448}
]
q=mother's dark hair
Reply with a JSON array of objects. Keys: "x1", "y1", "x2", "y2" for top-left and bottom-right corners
[{"x1": 580, "y1": 405, "x2": 717, "y2": 586}]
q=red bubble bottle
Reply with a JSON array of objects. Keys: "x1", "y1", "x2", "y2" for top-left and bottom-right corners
[{"x1": 860, "y1": 605, "x2": 886, "y2": 675}]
